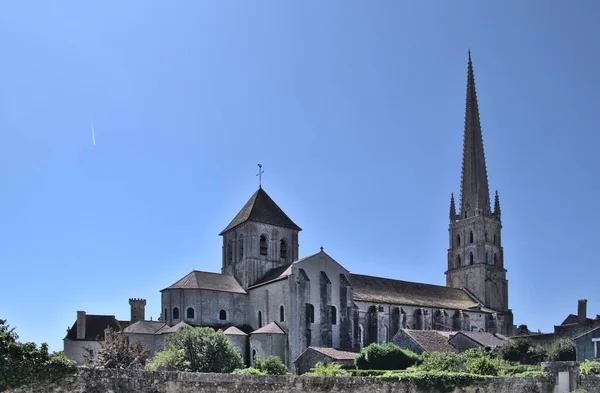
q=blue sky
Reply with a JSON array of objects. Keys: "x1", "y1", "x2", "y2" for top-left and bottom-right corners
[{"x1": 1, "y1": 1, "x2": 599, "y2": 352}]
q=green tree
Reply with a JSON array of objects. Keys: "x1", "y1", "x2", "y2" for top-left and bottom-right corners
[
  {"x1": 354, "y1": 343, "x2": 419, "y2": 370},
  {"x1": 84, "y1": 329, "x2": 149, "y2": 369},
  {"x1": 149, "y1": 326, "x2": 243, "y2": 373},
  {"x1": 546, "y1": 338, "x2": 576, "y2": 362},
  {"x1": 497, "y1": 339, "x2": 540, "y2": 364},
  {"x1": 251, "y1": 355, "x2": 289, "y2": 375}
]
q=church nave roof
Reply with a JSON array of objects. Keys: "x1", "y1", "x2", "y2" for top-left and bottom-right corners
[{"x1": 162, "y1": 270, "x2": 247, "y2": 294}]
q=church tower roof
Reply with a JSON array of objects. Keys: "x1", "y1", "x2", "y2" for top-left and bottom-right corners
[
  {"x1": 219, "y1": 188, "x2": 302, "y2": 235},
  {"x1": 459, "y1": 51, "x2": 491, "y2": 218}
]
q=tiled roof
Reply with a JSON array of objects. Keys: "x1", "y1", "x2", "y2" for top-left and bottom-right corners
[
  {"x1": 452, "y1": 331, "x2": 510, "y2": 348},
  {"x1": 350, "y1": 274, "x2": 481, "y2": 310},
  {"x1": 162, "y1": 271, "x2": 246, "y2": 294},
  {"x1": 403, "y1": 330, "x2": 458, "y2": 354},
  {"x1": 250, "y1": 322, "x2": 286, "y2": 335},
  {"x1": 223, "y1": 326, "x2": 248, "y2": 336},
  {"x1": 219, "y1": 188, "x2": 301, "y2": 235},
  {"x1": 123, "y1": 321, "x2": 168, "y2": 335},
  {"x1": 309, "y1": 347, "x2": 358, "y2": 360},
  {"x1": 65, "y1": 315, "x2": 121, "y2": 341}
]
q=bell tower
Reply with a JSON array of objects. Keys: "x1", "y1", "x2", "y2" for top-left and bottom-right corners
[{"x1": 446, "y1": 52, "x2": 510, "y2": 321}]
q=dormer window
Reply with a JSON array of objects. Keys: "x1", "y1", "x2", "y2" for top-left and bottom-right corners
[
  {"x1": 280, "y1": 239, "x2": 287, "y2": 259},
  {"x1": 259, "y1": 235, "x2": 267, "y2": 256}
]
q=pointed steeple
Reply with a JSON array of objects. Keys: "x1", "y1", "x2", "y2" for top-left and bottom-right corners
[
  {"x1": 449, "y1": 193, "x2": 457, "y2": 221},
  {"x1": 459, "y1": 51, "x2": 491, "y2": 218},
  {"x1": 493, "y1": 190, "x2": 501, "y2": 219}
]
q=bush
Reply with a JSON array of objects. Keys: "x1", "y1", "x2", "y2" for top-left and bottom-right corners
[
  {"x1": 232, "y1": 367, "x2": 266, "y2": 375},
  {"x1": 348, "y1": 369, "x2": 390, "y2": 377},
  {"x1": 354, "y1": 343, "x2": 419, "y2": 370},
  {"x1": 414, "y1": 352, "x2": 467, "y2": 373},
  {"x1": 546, "y1": 338, "x2": 576, "y2": 361},
  {"x1": 145, "y1": 348, "x2": 188, "y2": 371},
  {"x1": 580, "y1": 360, "x2": 600, "y2": 375},
  {"x1": 467, "y1": 357, "x2": 500, "y2": 376},
  {"x1": 380, "y1": 370, "x2": 486, "y2": 393},
  {"x1": 251, "y1": 355, "x2": 289, "y2": 375},
  {"x1": 497, "y1": 340, "x2": 541, "y2": 364},
  {"x1": 303, "y1": 362, "x2": 349, "y2": 376}
]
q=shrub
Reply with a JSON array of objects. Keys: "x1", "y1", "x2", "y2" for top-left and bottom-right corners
[
  {"x1": 414, "y1": 352, "x2": 467, "y2": 373},
  {"x1": 497, "y1": 340, "x2": 540, "y2": 364},
  {"x1": 546, "y1": 338, "x2": 576, "y2": 361},
  {"x1": 348, "y1": 369, "x2": 390, "y2": 377},
  {"x1": 380, "y1": 370, "x2": 486, "y2": 393},
  {"x1": 145, "y1": 348, "x2": 188, "y2": 371},
  {"x1": 303, "y1": 362, "x2": 349, "y2": 376},
  {"x1": 580, "y1": 360, "x2": 600, "y2": 375},
  {"x1": 467, "y1": 357, "x2": 500, "y2": 376},
  {"x1": 354, "y1": 343, "x2": 419, "y2": 370},
  {"x1": 251, "y1": 355, "x2": 289, "y2": 375},
  {"x1": 232, "y1": 367, "x2": 267, "y2": 375}
]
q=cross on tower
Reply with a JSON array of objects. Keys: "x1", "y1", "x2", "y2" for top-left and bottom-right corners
[{"x1": 256, "y1": 164, "x2": 264, "y2": 188}]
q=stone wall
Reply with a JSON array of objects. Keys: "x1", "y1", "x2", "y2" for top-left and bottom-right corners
[{"x1": 7, "y1": 369, "x2": 556, "y2": 393}]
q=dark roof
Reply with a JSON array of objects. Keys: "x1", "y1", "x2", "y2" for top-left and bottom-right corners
[
  {"x1": 451, "y1": 331, "x2": 510, "y2": 348},
  {"x1": 123, "y1": 321, "x2": 168, "y2": 335},
  {"x1": 162, "y1": 271, "x2": 246, "y2": 294},
  {"x1": 250, "y1": 322, "x2": 286, "y2": 335},
  {"x1": 219, "y1": 188, "x2": 301, "y2": 235},
  {"x1": 309, "y1": 347, "x2": 358, "y2": 360},
  {"x1": 560, "y1": 314, "x2": 593, "y2": 326},
  {"x1": 249, "y1": 263, "x2": 293, "y2": 288},
  {"x1": 403, "y1": 330, "x2": 458, "y2": 354},
  {"x1": 65, "y1": 315, "x2": 121, "y2": 341},
  {"x1": 350, "y1": 274, "x2": 481, "y2": 310}
]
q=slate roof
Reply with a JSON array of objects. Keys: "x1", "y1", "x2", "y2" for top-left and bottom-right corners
[
  {"x1": 308, "y1": 347, "x2": 358, "y2": 360},
  {"x1": 403, "y1": 330, "x2": 458, "y2": 354},
  {"x1": 250, "y1": 322, "x2": 286, "y2": 335},
  {"x1": 223, "y1": 326, "x2": 248, "y2": 336},
  {"x1": 219, "y1": 188, "x2": 301, "y2": 235},
  {"x1": 65, "y1": 315, "x2": 121, "y2": 341},
  {"x1": 160, "y1": 321, "x2": 189, "y2": 334},
  {"x1": 350, "y1": 273, "x2": 482, "y2": 310},
  {"x1": 249, "y1": 263, "x2": 293, "y2": 288},
  {"x1": 123, "y1": 321, "x2": 168, "y2": 335},
  {"x1": 451, "y1": 331, "x2": 510, "y2": 348},
  {"x1": 162, "y1": 271, "x2": 246, "y2": 294}
]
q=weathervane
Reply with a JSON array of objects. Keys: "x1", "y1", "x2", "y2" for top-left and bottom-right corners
[{"x1": 256, "y1": 164, "x2": 264, "y2": 188}]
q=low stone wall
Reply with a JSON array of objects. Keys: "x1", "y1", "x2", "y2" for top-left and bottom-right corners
[
  {"x1": 6, "y1": 369, "x2": 556, "y2": 393},
  {"x1": 580, "y1": 374, "x2": 600, "y2": 393}
]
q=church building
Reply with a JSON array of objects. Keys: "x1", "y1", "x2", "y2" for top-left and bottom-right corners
[{"x1": 65, "y1": 53, "x2": 513, "y2": 372}]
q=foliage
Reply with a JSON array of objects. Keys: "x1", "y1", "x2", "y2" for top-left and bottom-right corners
[
  {"x1": 354, "y1": 343, "x2": 419, "y2": 370},
  {"x1": 84, "y1": 329, "x2": 149, "y2": 369},
  {"x1": 499, "y1": 363, "x2": 544, "y2": 376},
  {"x1": 497, "y1": 339, "x2": 542, "y2": 364},
  {"x1": 150, "y1": 326, "x2": 243, "y2": 373},
  {"x1": 466, "y1": 357, "x2": 500, "y2": 376},
  {"x1": 580, "y1": 360, "x2": 600, "y2": 375},
  {"x1": 348, "y1": 369, "x2": 390, "y2": 377},
  {"x1": 380, "y1": 370, "x2": 486, "y2": 393},
  {"x1": 545, "y1": 338, "x2": 576, "y2": 361},
  {"x1": 251, "y1": 355, "x2": 289, "y2": 375},
  {"x1": 232, "y1": 367, "x2": 267, "y2": 375},
  {"x1": 303, "y1": 361, "x2": 349, "y2": 376},
  {"x1": 0, "y1": 319, "x2": 76, "y2": 391},
  {"x1": 145, "y1": 347, "x2": 188, "y2": 371}
]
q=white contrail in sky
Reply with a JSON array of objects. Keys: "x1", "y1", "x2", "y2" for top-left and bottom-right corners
[{"x1": 92, "y1": 119, "x2": 96, "y2": 146}]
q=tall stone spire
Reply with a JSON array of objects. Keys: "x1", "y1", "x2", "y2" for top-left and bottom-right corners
[
  {"x1": 459, "y1": 51, "x2": 491, "y2": 218},
  {"x1": 449, "y1": 193, "x2": 457, "y2": 221}
]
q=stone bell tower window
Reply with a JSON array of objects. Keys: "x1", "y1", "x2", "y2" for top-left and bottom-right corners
[
  {"x1": 469, "y1": 231, "x2": 474, "y2": 244},
  {"x1": 259, "y1": 235, "x2": 268, "y2": 256},
  {"x1": 470, "y1": 252, "x2": 474, "y2": 265},
  {"x1": 239, "y1": 235, "x2": 244, "y2": 259},
  {"x1": 457, "y1": 235, "x2": 461, "y2": 247},
  {"x1": 456, "y1": 255, "x2": 461, "y2": 267},
  {"x1": 280, "y1": 239, "x2": 287, "y2": 259}
]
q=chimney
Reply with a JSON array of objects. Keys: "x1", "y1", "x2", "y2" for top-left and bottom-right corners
[
  {"x1": 578, "y1": 299, "x2": 587, "y2": 325},
  {"x1": 76, "y1": 311, "x2": 86, "y2": 340},
  {"x1": 129, "y1": 298, "x2": 147, "y2": 322}
]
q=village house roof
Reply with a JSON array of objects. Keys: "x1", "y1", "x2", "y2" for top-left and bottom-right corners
[
  {"x1": 65, "y1": 315, "x2": 121, "y2": 341},
  {"x1": 451, "y1": 331, "x2": 510, "y2": 348},
  {"x1": 350, "y1": 273, "x2": 483, "y2": 310},
  {"x1": 250, "y1": 322, "x2": 286, "y2": 335},
  {"x1": 160, "y1": 321, "x2": 189, "y2": 334},
  {"x1": 123, "y1": 321, "x2": 168, "y2": 335},
  {"x1": 306, "y1": 347, "x2": 359, "y2": 360},
  {"x1": 223, "y1": 326, "x2": 248, "y2": 336},
  {"x1": 161, "y1": 270, "x2": 247, "y2": 294},
  {"x1": 219, "y1": 187, "x2": 302, "y2": 235},
  {"x1": 402, "y1": 330, "x2": 458, "y2": 354}
]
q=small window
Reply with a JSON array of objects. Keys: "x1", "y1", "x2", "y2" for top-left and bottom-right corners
[
  {"x1": 330, "y1": 306, "x2": 337, "y2": 325},
  {"x1": 493, "y1": 233, "x2": 497, "y2": 245},
  {"x1": 219, "y1": 309, "x2": 227, "y2": 321},
  {"x1": 279, "y1": 305, "x2": 285, "y2": 322},
  {"x1": 259, "y1": 235, "x2": 267, "y2": 256},
  {"x1": 306, "y1": 304, "x2": 314, "y2": 324},
  {"x1": 239, "y1": 235, "x2": 244, "y2": 259},
  {"x1": 457, "y1": 235, "x2": 461, "y2": 247},
  {"x1": 485, "y1": 251, "x2": 489, "y2": 264},
  {"x1": 187, "y1": 307, "x2": 194, "y2": 319},
  {"x1": 252, "y1": 349, "x2": 257, "y2": 361},
  {"x1": 485, "y1": 231, "x2": 488, "y2": 242},
  {"x1": 469, "y1": 252, "x2": 474, "y2": 265},
  {"x1": 280, "y1": 239, "x2": 287, "y2": 259},
  {"x1": 164, "y1": 308, "x2": 167, "y2": 321},
  {"x1": 257, "y1": 311, "x2": 263, "y2": 328},
  {"x1": 469, "y1": 231, "x2": 474, "y2": 244},
  {"x1": 456, "y1": 255, "x2": 461, "y2": 267},
  {"x1": 173, "y1": 307, "x2": 180, "y2": 320},
  {"x1": 493, "y1": 253, "x2": 497, "y2": 265},
  {"x1": 227, "y1": 240, "x2": 233, "y2": 263}
]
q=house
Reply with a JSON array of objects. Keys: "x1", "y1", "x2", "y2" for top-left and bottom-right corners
[
  {"x1": 574, "y1": 326, "x2": 600, "y2": 362},
  {"x1": 294, "y1": 347, "x2": 358, "y2": 375},
  {"x1": 391, "y1": 329, "x2": 457, "y2": 355},
  {"x1": 63, "y1": 311, "x2": 122, "y2": 364}
]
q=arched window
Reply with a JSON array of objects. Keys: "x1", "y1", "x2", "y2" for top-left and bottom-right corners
[
  {"x1": 279, "y1": 305, "x2": 285, "y2": 322},
  {"x1": 306, "y1": 303, "x2": 314, "y2": 324},
  {"x1": 469, "y1": 231, "x2": 474, "y2": 244},
  {"x1": 280, "y1": 239, "x2": 287, "y2": 259},
  {"x1": 485, "y1": 231, "x2": 488, "y2": 242},
  {"x1": 259, "y1": 235, "x2": 267, "y2": 256},
  {"x1": 457, "y1": 235, "x2": 461, "y2": 247},
  {"x1": 164, "y1": 308, "x2": 167, "y2": 321},
  {"x1": 493, "y1": 233, "x2": 497, "y2": 245},
  {"x1": 469, "y1": 252, "x2": 474, "y2": 265},
  {"x1": 239, "y1": 235, "x2": 244, "y2": 259},
  {"x1": 187, "y1": 307, "x2": 194, "y2": 319},
  {"x1": 173, "y1": 307, "x2": 180, "y2": 320},
  {"x1": 456, "y1": 255, "x2": 461, "y2": 267},
  {"x1": 227, "y1": 240, "x2": 233, "y2": 264},
  {"x1": 257, "y1": 311, "x2": 263, "y2": 328},
  {"x1": 219, "y1": 309, "x2": 227, "y2": 321},
  {"x1": 330, "y1": 306, "x2": 337, "y2": 325},
  {"x1": 493, "y1": 253, "x2": 497, "y2": 265}
]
